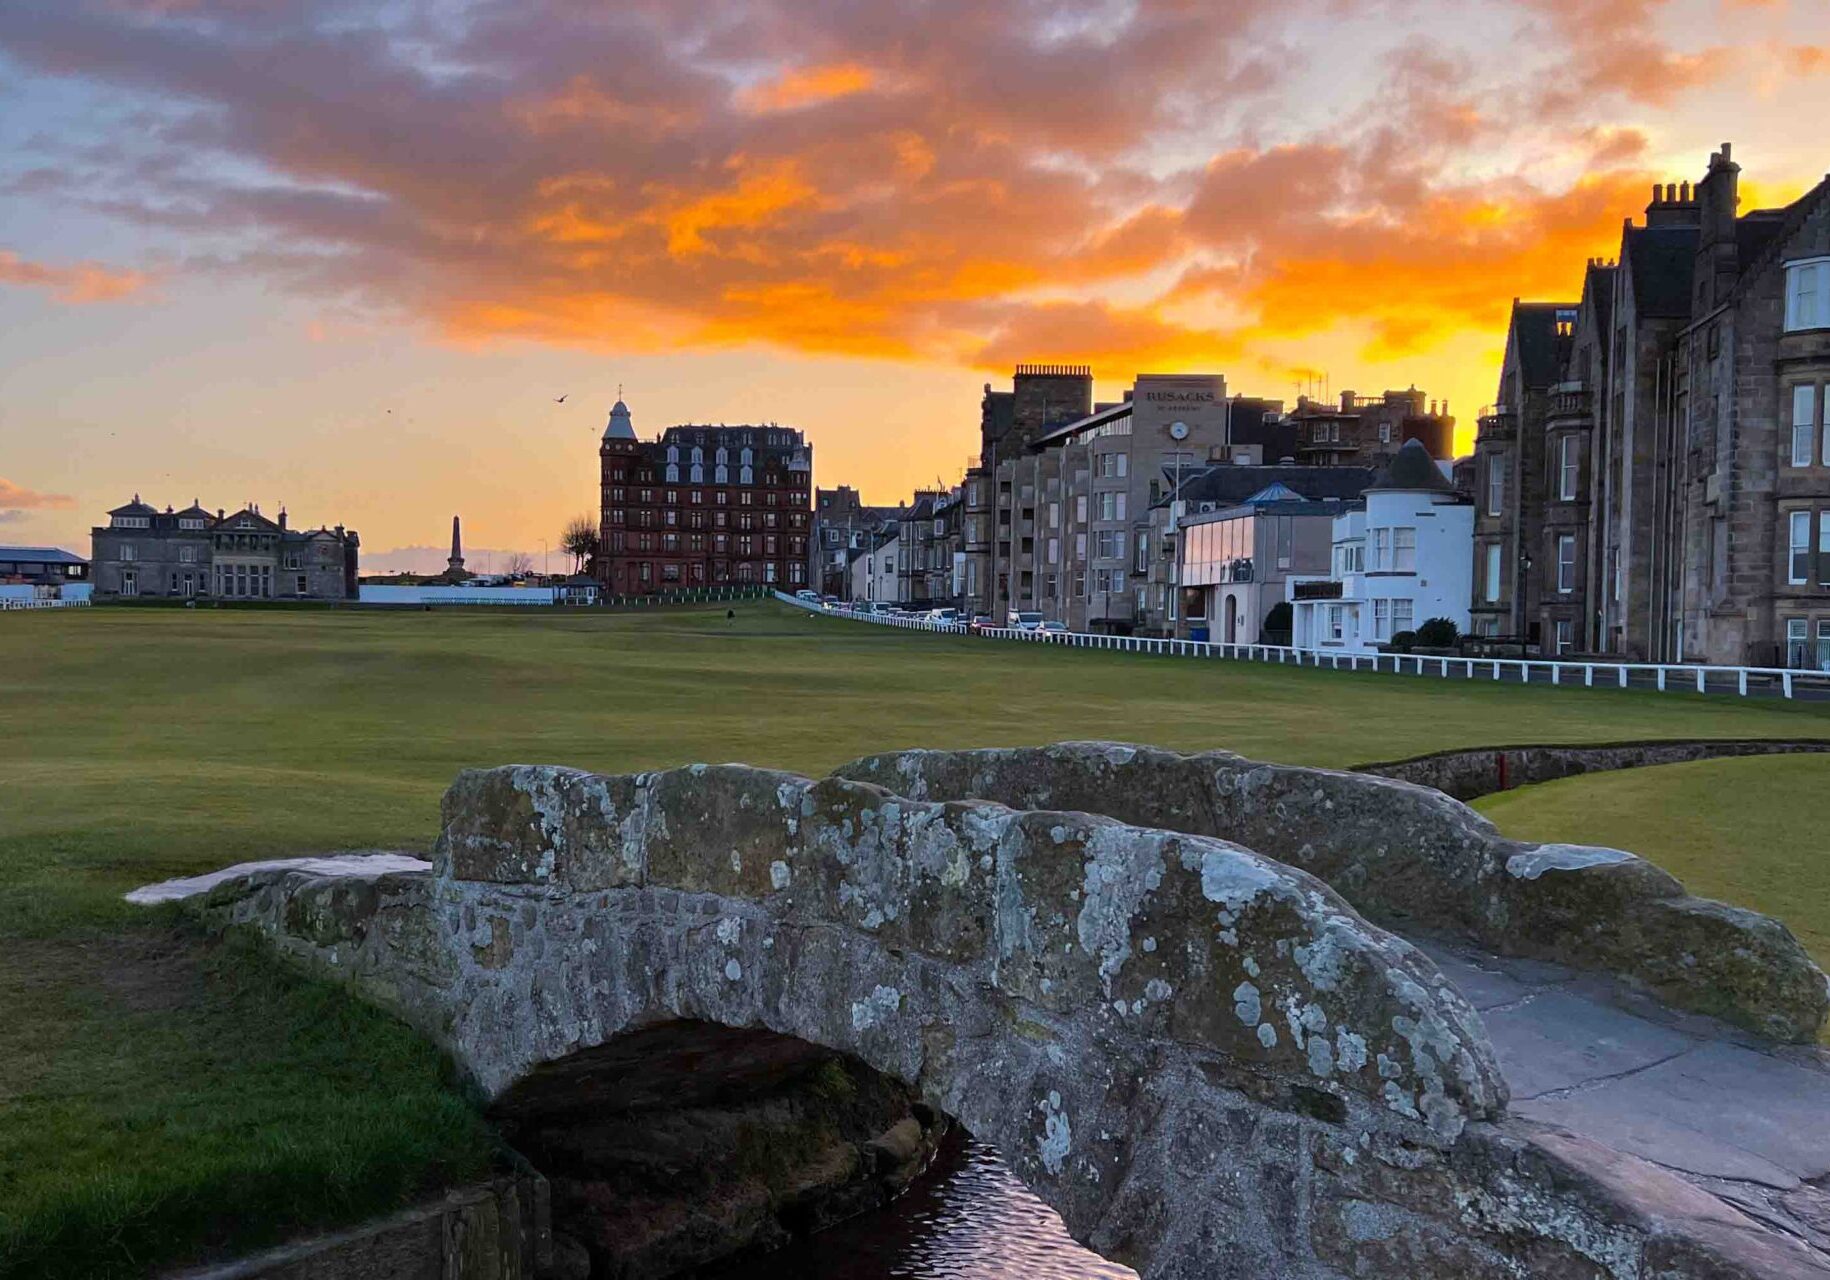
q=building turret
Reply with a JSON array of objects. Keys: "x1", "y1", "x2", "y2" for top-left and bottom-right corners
[{"x1": 602, "y1": 398, "x2": 636, "y2": 443}]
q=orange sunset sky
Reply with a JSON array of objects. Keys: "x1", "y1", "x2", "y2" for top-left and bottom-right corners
[{"x1": 4, "y1": 0, "x2": 1830, "y2": 570}]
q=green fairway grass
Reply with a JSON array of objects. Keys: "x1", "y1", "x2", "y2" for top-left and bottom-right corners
[
  {"x1": 3, "y1": 600, "x2": 1827, "y2": 1276},
  {"x1": 1477, "y1": 755, "x2": 1830, "y2": 974}
]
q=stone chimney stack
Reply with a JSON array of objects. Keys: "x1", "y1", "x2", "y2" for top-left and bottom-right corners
[
  {"x1": 1693, "y1": 142, "x2": 1742, "y2": 312},
  {"x1": 1645, "y1": 178, "x2": 1701, "y2": 228}
]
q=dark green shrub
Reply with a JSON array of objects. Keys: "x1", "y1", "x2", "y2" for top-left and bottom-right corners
[{"x1": 1416, "y1": 616, "x2": 1460, "y2": 647}]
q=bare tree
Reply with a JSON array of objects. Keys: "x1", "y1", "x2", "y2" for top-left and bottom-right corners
[
  {"x1": 561, "y1": 514, "x2": 600, "y2": 572},
  {"x1": 503, "y1": 551, "x2": 536, "y2": 578}
]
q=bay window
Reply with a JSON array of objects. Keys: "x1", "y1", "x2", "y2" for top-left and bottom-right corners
[
  {"x1": 1786, "y1": 257, "x2": 1829, "y2": 332},
  {"x1": 1792, "y1": 385, "x2": 1818, "y2": 468},
  {"x1": 1789, "y1": 511, "x2": 1812, "y2": 584},
  {"x1": 1393, "y1": 527, "x2": 1416, "y2": 572}
]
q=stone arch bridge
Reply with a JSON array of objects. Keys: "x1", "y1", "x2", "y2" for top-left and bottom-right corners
[{"x1": 156, "y1": 744, "x2": 1830, "y2": 1280}]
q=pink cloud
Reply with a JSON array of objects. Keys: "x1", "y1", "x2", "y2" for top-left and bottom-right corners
[{"x1": 0, "y1": 248, "x2": 150, "y2": 302}]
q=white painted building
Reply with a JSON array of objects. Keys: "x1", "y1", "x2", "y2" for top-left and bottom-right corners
[
  {"x1": 849, "y1": 533, "x2": 901, "y2": 604},
  {"x1": 1289, "y1": 440, "x2": 1474, "y2": 651}
]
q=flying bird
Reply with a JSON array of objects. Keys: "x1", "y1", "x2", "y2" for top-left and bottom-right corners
[{"x1": 554, "y1": 394, "x2": 568, "y2": 404}]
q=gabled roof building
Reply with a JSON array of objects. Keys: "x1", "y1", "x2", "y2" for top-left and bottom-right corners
[
  {"x1": 89, "y1": 498, "x2": 359, "y2": 600},
  {"x1": 1474, "y1": 144, "x2": 1830, "y2": 666}
]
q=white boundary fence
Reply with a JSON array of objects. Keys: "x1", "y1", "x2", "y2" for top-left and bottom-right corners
[
  {"x1": 773, "y1": 593, "x2": 1830, "y2": 700},
  {"x1": 0, "y1": 597, "x2": 92, "y2": 610}
]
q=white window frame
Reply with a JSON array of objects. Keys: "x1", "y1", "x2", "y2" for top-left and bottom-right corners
[
  {"x1": 1787, "y1": 618, "x2": 1809, "y2": 668},
  {"x1": 1786, "y1": 257, "x2": 1829, "y2": 332},
  {"x1": 1789, "y1": 510, "x2": 1812, "y2": 584},
  {"x1": 1554, "y1": 619, "x2": 1574, "y2": 655},
  {"x1": 1558, "y1": 435, "x2": 1579, "y2": 500},
  {"x1": 1557, "y1": 534, "x2": 1576, "y2": 594},
  {"x1": 1372, "y1": 598, "x2": 1391, "y2": 640},
  {"x1": 1485, "y1": 543, "x2": 1502, "y2": 604},
  {"x1": 1793, "y1": 385, "x2": 1818, "y2": 468},
  {"x1": 1370, "y1": 528, "x2": 1391, "y2": 571},
  {"x1": 1392, "y1": 527, "x2": 1416, "y2": 572},
  {"x1": 1486, "y1": 455, "x2": 1505, "y2": 517}
]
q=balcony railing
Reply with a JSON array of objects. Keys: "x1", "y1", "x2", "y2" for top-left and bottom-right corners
[
  {"x1": 1547, "y1": 389, "x2": 1591, "y2": 421},
  {"x1": 1292, "y1": 580, "x2": 1344, "y2": 601}
]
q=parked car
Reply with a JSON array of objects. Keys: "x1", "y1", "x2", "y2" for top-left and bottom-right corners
[
  {"x1": 794, "y1": 589, "x2": 820, "y2": 602},
  {"x1": 927, "y1": 607, "x2": 959, "y2": 625},
  {"x1": 1039, "y1": 620, "x2": 1069, "y2": 634},
  {"x1": 1007, "y1": 610, "x2": 1044, "y2": 631},
  {"x1": 968, "y1": 614, "x2": 994, "y2": 633},
  {"x1": 819, "y1": 595, "x2": 842, "y2": 609}
]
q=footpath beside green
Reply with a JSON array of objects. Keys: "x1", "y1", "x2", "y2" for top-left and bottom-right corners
[{"x1": 2, "y1": 602, "x2": 1825, "y2": 1277}]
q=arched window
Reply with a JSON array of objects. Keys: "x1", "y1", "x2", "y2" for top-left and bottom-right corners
[
  {"x1": 739, "y1": 447, "x2": 753, "y2": 466},
  {"x1": 715, "y1": 465, "x2": 729, "y2": 484},
  {"x1": 691, "y1": 446, "x2": 704, "y2": 464},
  {"x1": 666, "y1": 444, "x2": 680, "y2": 463},
  {"x1": 665, "y1": 464, "x2": 680, "y2": 482},
  {"x1": 690, "y1": 464, "x2": 704, "y2": 483},
  {"x1": 739, "y1": 465, "x2": 754, "y2": 485},
  {"x1": 715, "y1": 447, "x2": 728, "y2": 465}
]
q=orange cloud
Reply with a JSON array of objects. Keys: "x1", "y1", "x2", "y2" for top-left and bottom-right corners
[
  {"x1": 740, "y1": 63, "x2": 877, "y2": 113},
  {"x1": 0, "y1": 477, "x2": 75, "y2": 510},
  {"x1": 0, "y1": 248, "x2": 149, "y2": 302},
  {"x1": 5, "y1": 0, "x2": 1826, "y2": 465}
]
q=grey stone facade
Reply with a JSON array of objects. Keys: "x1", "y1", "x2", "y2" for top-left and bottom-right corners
[
  {"x1": 1475, "y1": 146, "x2": 1830, "y2": 665},
  {"x1": 89, "y1": 498, "x2": 358, "y2": 600}
]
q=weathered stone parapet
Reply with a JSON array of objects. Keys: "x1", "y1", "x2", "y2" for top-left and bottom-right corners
[
  {"x1": 152, "y1": 755, "x2": 1830, "y2": 1280},
  {"x1": 832, "y1": 743, "x2": 1830, "y2": 1044},
  {"x1": 426, "y1": 762, "x2": 1504, "y2": 1137},
  {"x1": 1357, "y1": 738, "x2": 1830, "y2": 802}
]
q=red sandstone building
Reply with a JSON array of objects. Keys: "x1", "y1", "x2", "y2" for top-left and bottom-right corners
[{"x1": 597, "y1": 398, "x2": 813, "y2": 594}]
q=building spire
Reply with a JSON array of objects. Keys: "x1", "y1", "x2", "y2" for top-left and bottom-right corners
[{"x1": 448, "y1": 515, "x2": 464, "y2": 573}]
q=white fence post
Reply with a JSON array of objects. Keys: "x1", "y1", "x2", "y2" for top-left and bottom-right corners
[{"x1": 781, "y1": 593, "x2": 1792, "y2": 703}]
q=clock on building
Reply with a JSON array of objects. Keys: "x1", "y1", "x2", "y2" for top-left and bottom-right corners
[{"x1": 1169, "y1": 421, "x2": 1190, "y2": 440}]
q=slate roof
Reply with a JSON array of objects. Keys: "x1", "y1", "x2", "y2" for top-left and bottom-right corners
[
  {"x1": 1624, "y1": 224, "x2": 1698, "y2": 319},
  {"x1": 1368, "y1": 439, "x2": 1458, "y2": 494},
  {"x1": 1510, "y1": 303, "x2": 1575, "y2": 388},
  {"x1": 1585, "y1": 263, "x2": 1617, "y2": 342},
  {"x1": 1182, "y1": 498, "x2": 1355, "y2": 527},
  {"x1": 0, "y1": 546, "x2": 86, "y2": 565},
  {"x1": 1162, "y1": 464, "x2": 1378, "y2": 511},
  {"x1": 1033, "y1": 399, "x2": 1133, "y2": 448},
  {"x1": 107, "y1": 496, "x2": 157, "y2": 517}
]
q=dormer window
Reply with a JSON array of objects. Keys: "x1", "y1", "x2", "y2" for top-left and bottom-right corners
[
  {"x1": 1787, "y1": 257, "x2": 1829, "y2": 332},
  {"x1": 113, "y1": 515, "x2": 150, "y2": 529}
]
